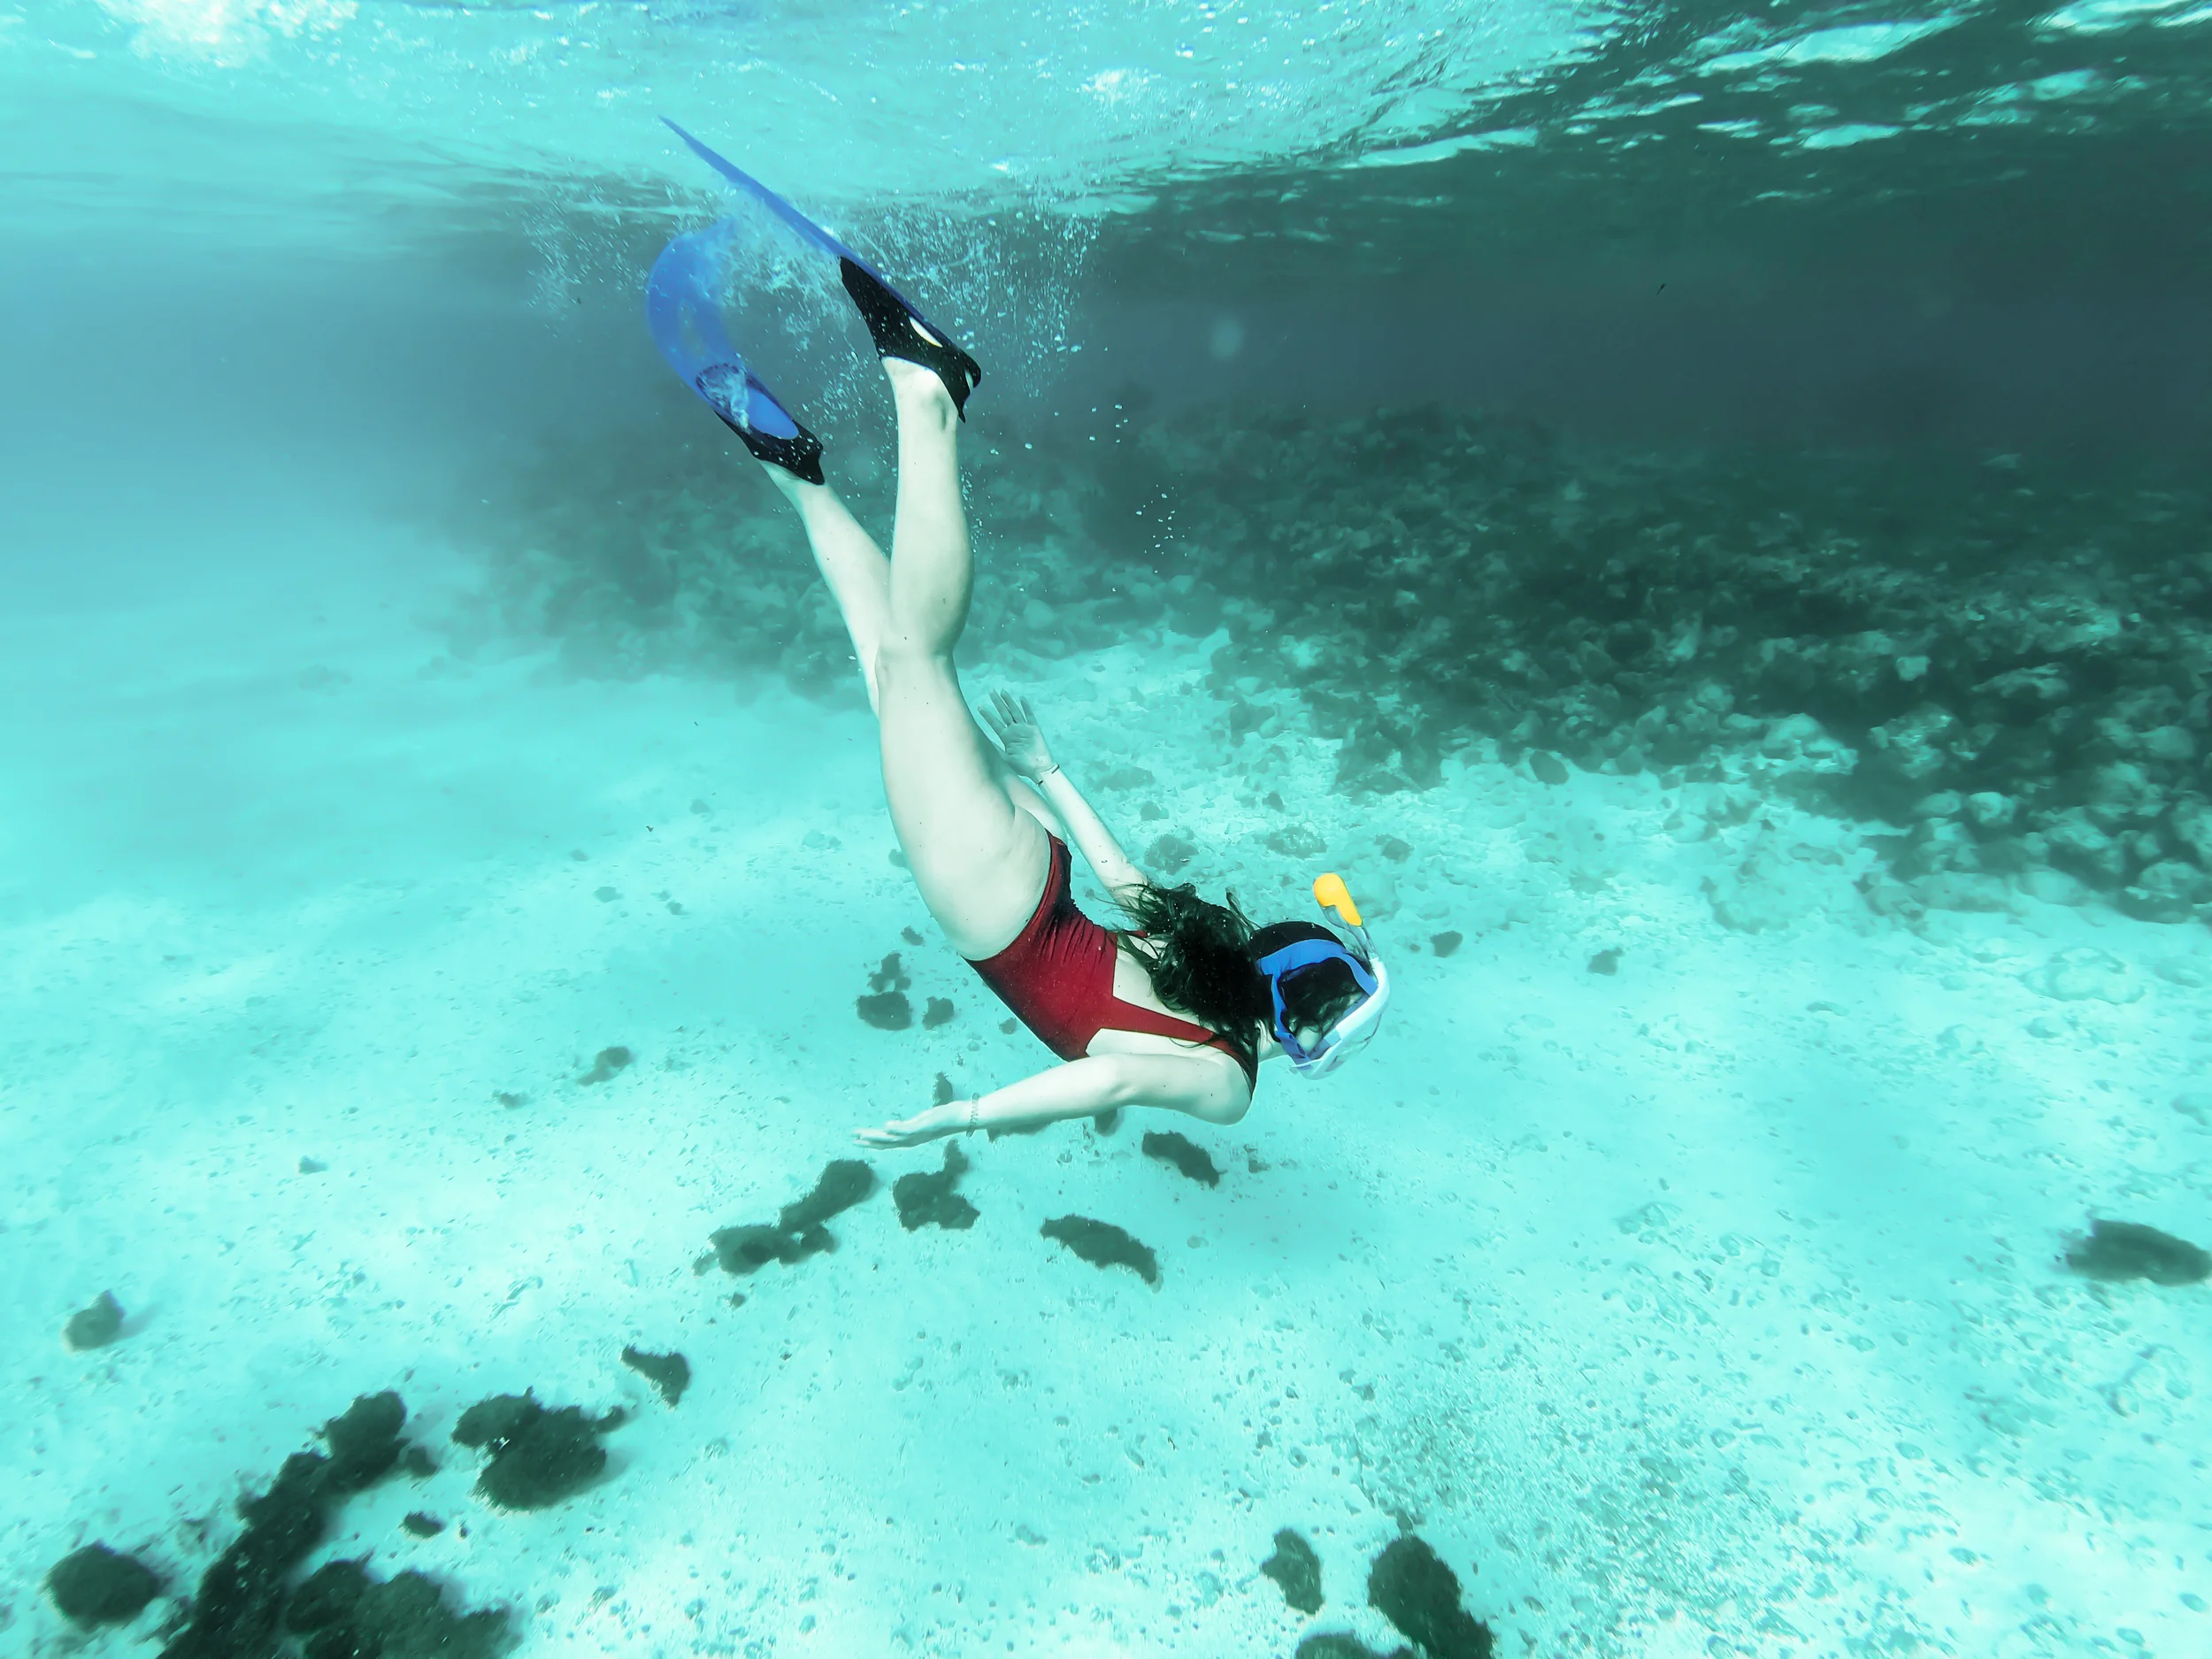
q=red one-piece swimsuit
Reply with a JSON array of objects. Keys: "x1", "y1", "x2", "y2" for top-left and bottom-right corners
[{"x1": 965, "y1": 836, "x2": 1256, "y2": 1090}]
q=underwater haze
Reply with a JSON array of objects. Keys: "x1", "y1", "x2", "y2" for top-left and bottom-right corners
[{"x1": 6, "y1": 0, "x2": 2212, "y2": 1655}]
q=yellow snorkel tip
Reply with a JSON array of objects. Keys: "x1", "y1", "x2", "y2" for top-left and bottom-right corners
[{"x1": 1313, "y1": 872, "x2": 1362, "y2": 929}]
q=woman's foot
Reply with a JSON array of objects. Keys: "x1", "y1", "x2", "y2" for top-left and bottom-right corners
[
  {"x1": 885, "y1": 357, "x2": 958, "y2": 427},
  {"x1": 840, "y1": 257, "x2": 982, "y2": 418}
]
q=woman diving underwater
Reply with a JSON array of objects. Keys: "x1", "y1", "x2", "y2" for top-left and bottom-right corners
[{"x1": 648, "y1": 126, "x2": 1391, "y2": 1148}]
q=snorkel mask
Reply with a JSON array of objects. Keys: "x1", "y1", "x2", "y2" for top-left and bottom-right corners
[{"x1": 1252, "y1": 872, "x2": 1392, "y2": 1078}]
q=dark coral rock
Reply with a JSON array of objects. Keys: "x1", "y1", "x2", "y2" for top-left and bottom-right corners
[
  {"x1": 1142, "y1": 1130, "x2": 1221, "y2": 1188},
  {"x1": 894, "y1": 1142, "x2": 979, "y2": 1232},
  {"x1": 869, "y1": 952, "x2": 912, "y2": 992},
  {"x1": 621, "y1": 1344, "x2": 692, "y2": 1406},
  {"x1": 580, "y1": 1045, "x2": 632, "y2": 1084},
  {"x1": 1430, "y1": 932, "x2": 1463, "y2": 959},
  {"x1": 47, "y1": 1543, "x2": 162, "y2": 1625},
  {"x1": 1367, "y1": 1536, "x2": 1492, "y2": 1659},
  {"x1": 1147, "y1": 833, "x2": 1199, "y2": 874},
  {"x1": 400, "y1": 1511, "x2": 446, "y2": 1538},
  {"x1": 2066, "y1": 1218, "x2": 2212, "y2": 1285},
  {"x1": 1260, "y1": 1527, "x2": 1323, "y2": 1615},
  {"x1": 1041, "y1": 1216, "x2": 1159, "y2": 1286},
  {"x1": 65, "y1": 1290, "x2": 124, "y2": 1350},
  {"x1": 924, "y1": 996, "x2": 956, "y2": 1028},
  {"x1": 1587, "y1": 948, "x2": 1621, "y2": 974},
  {"x1": 932, "y1": 1071, "x2": 956, "y2": 1105},
  {"x1": 857, "y1": 991, "x2": 914, "y2": 1029}
]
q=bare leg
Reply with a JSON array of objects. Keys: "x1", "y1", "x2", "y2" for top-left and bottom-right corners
[
  {"x1": 871, "y1": 360, "x2": 1049, "y2": 958},
  {"x1": 761, "y1": 468, "x2": 890, "y2": 714}
]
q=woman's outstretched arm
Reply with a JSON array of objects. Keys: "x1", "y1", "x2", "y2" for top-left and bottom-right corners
[
  {"x1": 979, "y1": 690, "x2": 1147, "y2": 908},
  {"x1": 854, "y1": 1052, "x2": 1248, "y2": 1148}
]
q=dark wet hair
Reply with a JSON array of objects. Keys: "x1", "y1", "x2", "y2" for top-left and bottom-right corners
[{"x1": 1119, "y1": 888, "x2": 1365, "y2": 1068}]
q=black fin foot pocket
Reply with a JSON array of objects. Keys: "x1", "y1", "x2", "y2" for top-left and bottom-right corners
[
  {"x1": 697, "y1": 365, "x2": 826, "y2": 485},
  {"x1": 839, "y1": 257, "x2": 982, "y2": 419}
]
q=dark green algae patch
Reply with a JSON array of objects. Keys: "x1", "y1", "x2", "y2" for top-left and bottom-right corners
[
  {"x1": 2066, "y1": 1217, "x2": 2211, "y2": 1285},
  {"x1": 710, "y1": 1158, "x2": 878, "y2": 1274},
  {"x1": 451, "y1": 1390, "x2": 626, "y2": 1509},
  {"x1": 1367, "y1": 1536, "x2": 1493, "y2": 1659},
  {"x1": 1143, "y1": 1130, "x2": 1222, "y2": 1187},
  {"x1": 621, "y1": 1345, "x2": 692, "y2": 1406},
  {"x1": 895, "y1": 1142, "x2": 979, "y2": 1231},
  {"x1": 1041, "y1": 1215, "x2": 1159, "y2": 1286},
  {"x1": 1261, "y1": 1527, "x2": 1323, "y2": 1614},
  {"x1": 143, "y1": 1391, "x2": 504, "y2": 1659},
  {"x1": 47, "y1": 1543, "x2": 162, "y2": 1626},
  {"x1": 285, "y1": 1559, "x2": 505, "y2": 1659}
]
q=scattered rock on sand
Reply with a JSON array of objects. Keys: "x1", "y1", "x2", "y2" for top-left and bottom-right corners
[
  {"x1": 1430, "y1": 931, "x2": 1463, "y2": 958},
  {"x1": 1041, "y1": 1216, "x2": 1159, "y2": 1286},
  {"x1": 1147, "y1": 833, "x2": 1199, "y2": 874},
  {"x1": 1587, "y1": 948, "x2": 1620, "y2": 974},
  {"x1": 2020, "y1": 947, "x2": 2143, "y2": 1004}
]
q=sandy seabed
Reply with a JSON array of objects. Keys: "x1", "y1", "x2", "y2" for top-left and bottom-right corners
[{"x1": 4, "y1": 514, "x2": 2208, "y2": 1659}]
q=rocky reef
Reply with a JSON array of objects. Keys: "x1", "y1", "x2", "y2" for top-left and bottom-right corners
[{"x1": 449, "y1": 402, "x2": 2212, "y2": 923}]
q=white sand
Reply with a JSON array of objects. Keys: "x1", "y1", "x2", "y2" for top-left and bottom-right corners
[{"x1": 4, "y1": 511, "x2": 2209, "y2": 1658}]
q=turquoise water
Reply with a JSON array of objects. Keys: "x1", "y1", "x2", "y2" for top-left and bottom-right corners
[{"x1": 5, "y1": 3, "x2": 2212, "y2": 1655}]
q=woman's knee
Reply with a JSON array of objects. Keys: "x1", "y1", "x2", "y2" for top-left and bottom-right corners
[{"x1": 872, "y1": 638, "x2": 957, "y2": 691}]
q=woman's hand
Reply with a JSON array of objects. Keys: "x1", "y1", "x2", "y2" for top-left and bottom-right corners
[
  {"x1": 854, "y1": 1102, "x2": 970, "y2": 1148},
  {"x1": 979, "y1": 690, "x2": 1057, "y2": 783}
]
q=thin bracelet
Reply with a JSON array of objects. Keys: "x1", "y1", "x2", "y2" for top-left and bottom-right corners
[
  {"x1": 1035, "y1": 762, "x2": 1062, "y2": 781},
  {"x1": 967, "y1": 1099, "x2": 980, "y2": 1135}
]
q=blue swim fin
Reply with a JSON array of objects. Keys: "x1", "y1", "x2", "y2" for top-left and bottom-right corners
[
  {"x1": 645, "y1": 222, "x2": 826, "y2": 484},
  {"x1": 662, "y1": 118, "x2": 982, "y2": 417}
]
